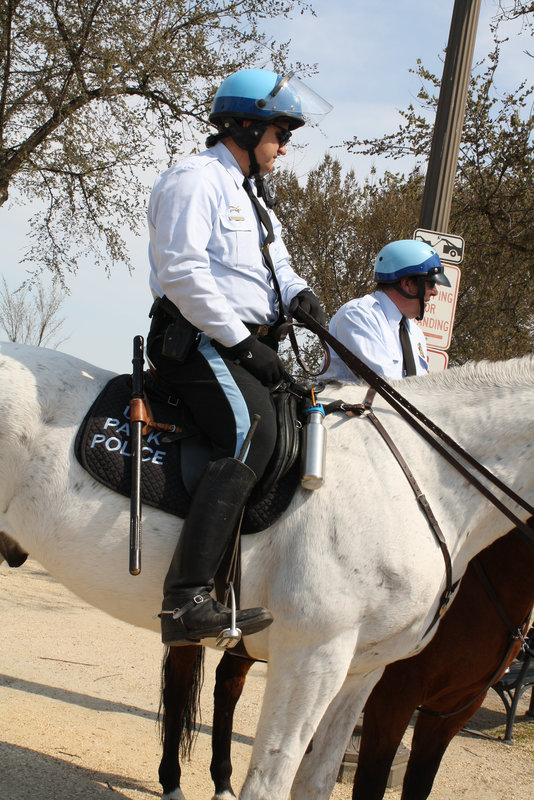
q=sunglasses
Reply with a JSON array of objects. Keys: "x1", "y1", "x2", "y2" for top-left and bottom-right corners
[
  {"x1": 273, "y1": 125, "x2": 292, "y2": 146},
  {"x1": 424, "y1": 278, "x2": 437, "y2": 289}
]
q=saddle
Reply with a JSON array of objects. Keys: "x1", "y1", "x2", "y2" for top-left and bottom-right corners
[{"x1": 75, "y1": 372, "x2": 302, "y2": 534}]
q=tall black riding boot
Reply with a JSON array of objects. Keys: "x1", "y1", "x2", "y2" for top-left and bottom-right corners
[{"x1": 160, "y1": 457, "x2": 273, "y2": 646}]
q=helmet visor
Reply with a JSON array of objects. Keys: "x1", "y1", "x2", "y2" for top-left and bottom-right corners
[
  {"x1": 256, "y1": 72, "x2": 333, "y2": 123},
  {"x1": 429, "y1": 266, "x2": 452, "y2": 287}
]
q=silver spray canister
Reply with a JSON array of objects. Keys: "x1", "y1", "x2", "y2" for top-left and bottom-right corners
[{"x1": 301, "y1": 399, "x2": 326, "y2": 490}]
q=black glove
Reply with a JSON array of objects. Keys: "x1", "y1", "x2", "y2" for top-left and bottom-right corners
[
  {"x1": 289, "y1": 289, "x2": 326, "y2": 326},
  {"x1": 230, "y1": 335, "x2": 285, "y2": 386}
]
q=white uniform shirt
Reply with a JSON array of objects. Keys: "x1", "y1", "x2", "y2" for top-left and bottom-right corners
[
  {"x1": 322, "y1": 290, "x2": 430, "y2": 382},
  {"x1": 148, "y1": 141, "x2": 308, "y2": 349}
]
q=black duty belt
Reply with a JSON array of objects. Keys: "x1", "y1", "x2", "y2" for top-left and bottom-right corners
[{"x1": 150, "y1": 299, "x2": 273, "y2": 340}]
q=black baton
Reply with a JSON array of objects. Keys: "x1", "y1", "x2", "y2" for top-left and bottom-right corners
[{"x1": 129, "y1": 335, "x2": 144, "y2": 575}]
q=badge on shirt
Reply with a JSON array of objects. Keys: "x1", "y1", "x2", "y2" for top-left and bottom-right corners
[
  {"x1": 228, "y1": 204, "x2": 245, "y2": 221},
  {"x1": 418, "y1": 343, "x2": 425, "y2": 358}
]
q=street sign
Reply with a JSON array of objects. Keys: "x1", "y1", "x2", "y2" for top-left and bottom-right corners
[
  {"x1": 415, "y1": 264, "x2": 461, "y2": 351},
  {"x1": 414, "y1": 228, "x2": 465, "y2": 264},
  {"x1": 427, "y1": 347, "x2": 449, "y2": 372}
]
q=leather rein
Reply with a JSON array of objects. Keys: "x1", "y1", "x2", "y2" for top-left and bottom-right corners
[{"x1": 292, "y1": 309, "x2": 534, "y2": 631}]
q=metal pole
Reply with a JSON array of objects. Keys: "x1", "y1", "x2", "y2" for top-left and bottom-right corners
[{"x1": 419, "y1": 0, "x2": 482, "y2": 233}]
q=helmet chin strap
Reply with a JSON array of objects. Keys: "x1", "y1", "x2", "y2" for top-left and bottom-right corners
[
  {"x1": 206, "y1": 119, "x2": 268, "y2": 178},
  {"x1": 205, "y1": 119, "x2": 276, "y2": 206},
  {"x1": 393, "y1": 277, "x2": 426, "y2": 321}
]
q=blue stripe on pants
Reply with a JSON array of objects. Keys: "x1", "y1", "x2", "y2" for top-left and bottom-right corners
[{"x1": 197, "y1": 334, "x2": 251, "y2": 460}]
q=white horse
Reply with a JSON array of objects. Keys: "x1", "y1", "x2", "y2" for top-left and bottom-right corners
[{"x1": 0, "y1": 341, "x2": 533, "y2": 800}]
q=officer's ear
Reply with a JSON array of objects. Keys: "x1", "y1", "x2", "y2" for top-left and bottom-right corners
[{"x1": 400, "y1": 276, "x2": 417, "y2": 292}]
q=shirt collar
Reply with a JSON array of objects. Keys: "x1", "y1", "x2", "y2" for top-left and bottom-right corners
[
  {"x1": 374, "y1": 290, "x2": 405, "y2": 330},
  {"x1": 211, "y1": 141, "x2": 247, "y2": 189}
]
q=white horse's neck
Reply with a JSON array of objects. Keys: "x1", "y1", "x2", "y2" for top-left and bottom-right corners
[{"x1": 319, "y1": 358, "x2": 533, "y2": 567}]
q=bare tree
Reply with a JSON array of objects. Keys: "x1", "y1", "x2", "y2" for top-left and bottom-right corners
[
  {"x1": 495, "y1": 2, "x2": 533, "y2": 57},
  {"x1": 496, "y1": 1, "x2": 534, "y2": 25},
  {"x1": 0, "y1": 277, "x2": 68, "y2": 347}
]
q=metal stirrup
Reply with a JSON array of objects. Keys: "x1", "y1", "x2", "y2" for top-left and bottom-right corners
[{"x1": 216, "y1": 582, "x2": 242, "y2": 650}]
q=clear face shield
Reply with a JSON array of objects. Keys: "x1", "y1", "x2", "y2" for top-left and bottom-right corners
[{"x1": 256, "y1": 71, "x2": 333, "y2": 124}]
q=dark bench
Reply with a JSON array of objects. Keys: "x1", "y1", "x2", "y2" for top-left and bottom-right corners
[{"x1": 491, "y1": 625, "x2": 534, "y2": 742}]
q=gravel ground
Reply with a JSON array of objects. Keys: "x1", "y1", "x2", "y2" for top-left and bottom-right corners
[{"x1": 1, "y1": 560, "x2": 532, "y2": 800}]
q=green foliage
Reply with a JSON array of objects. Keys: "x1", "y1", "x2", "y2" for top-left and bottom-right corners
[{"x1": 0, "y1": 0, "x2": 312, "y2": 279}]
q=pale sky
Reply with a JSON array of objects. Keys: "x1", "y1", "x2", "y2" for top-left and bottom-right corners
[{"x1": 1, "y1": 0, "x2": 531, "y2": 372}]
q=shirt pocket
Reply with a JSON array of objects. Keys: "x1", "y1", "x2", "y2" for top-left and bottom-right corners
[{"x1": 218, "y1": 208, "x2": 255, "y2": 268}]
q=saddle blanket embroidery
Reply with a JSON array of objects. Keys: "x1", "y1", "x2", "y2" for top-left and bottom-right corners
[
  {"x1": 75, "y1": 374, "x2": 191, "y2": 519},
  {"x1": 74, "y1": 374, "x2": 300, "y2": 534}
]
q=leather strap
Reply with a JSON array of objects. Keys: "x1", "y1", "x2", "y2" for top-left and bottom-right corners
[
  {"x1": 286, "y1": 321, "x2": 331, "y2": 376},
  {"x1": 130, "y1": 394, "x2": 179, "y2": 436},
  {"x1": 242, "y1": 178, "x2": 286, "y2": 328},
  {"x1": 419, "y1": 538, "x2": 533, "y2": 719},
  {"x1": 159, "y1": 592, "x2": 210, "y2": 620},
  {"x1": 366, "y1": 401, "x2": 457, "y2": 622},
  {"x1": 334, "y1": 388, "x2": 457, "y2": 631}
]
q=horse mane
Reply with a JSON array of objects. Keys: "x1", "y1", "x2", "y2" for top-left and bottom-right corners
[
  {"x1": 415, "y1": 354, "x2": 534, "y2": 393},
  {"x1": 324, "y1": 354, "x2": 534, "y2": 398}
]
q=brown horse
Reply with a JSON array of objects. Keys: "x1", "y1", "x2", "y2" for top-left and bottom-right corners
[
  {"x1": 158, "y1": 525, "x2": 533, "y2": 800},
  {"x1": 352, "y1": 525, "x2": 534, "y2": 800}
]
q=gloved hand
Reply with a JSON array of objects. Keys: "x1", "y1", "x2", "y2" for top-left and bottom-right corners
[
  {"x1": 230, "y1": 335, "x2": 285, "y2": 386},
  {"x1": 289, "y1": 289, "x2": 326, "y2": 326}
]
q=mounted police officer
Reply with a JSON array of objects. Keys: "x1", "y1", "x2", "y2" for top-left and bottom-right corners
[
  {"x1": 322, "y1": 239, "x2": 451, "y2": 382},
  {"x1": 146, "y1": 69, "x2": 331, "y2": 646}
]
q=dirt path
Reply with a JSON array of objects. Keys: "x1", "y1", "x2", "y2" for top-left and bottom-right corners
[{"x1": 1, "y1": 560, "x2": 532, "y2": 799}]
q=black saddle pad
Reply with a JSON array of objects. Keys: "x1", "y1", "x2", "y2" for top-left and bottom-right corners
[{"x1": 74, "y1": 374, "x2": 300, "y2": 534}]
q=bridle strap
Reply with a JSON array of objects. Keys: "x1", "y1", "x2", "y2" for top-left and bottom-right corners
[
  {"x1": 419, "y1": 533, "x2": 533, "y2": 719},
  {"x1": 418, "y1": 629, "x2": 525, "y2": 720},
  {"x1": 353, "y1": 391, "x2": 458, "y2": 627},
  {"x1": 285, "y1": 322, "x2": 331, "y2": 376},
  {"x1": 329, "y1": 390, "x2": 456, "y2": 633},
  {"x1": 472, "y1": 555, "x2": 532, "y2": 639},
  {"x1": 294, "y1": 309, "x2": 534, "y2": 541}
]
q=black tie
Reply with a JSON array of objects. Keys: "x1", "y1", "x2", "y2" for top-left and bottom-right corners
[
  {"x1": 399, "y1": 316, "x2": 417, "y2": 377},
  {"x1": 242, "y1": 178, "x2": 285, "y2": 326}
]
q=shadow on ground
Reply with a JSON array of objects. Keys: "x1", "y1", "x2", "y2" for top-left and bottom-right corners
[{"x1": 0, "y1": 741, "x2": 161, "y2": 800}]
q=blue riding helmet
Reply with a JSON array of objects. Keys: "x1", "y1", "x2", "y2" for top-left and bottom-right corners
[
  {"x1": 209, "y1": 69, "x2": 332, "y2": 130},
  {"x1": 374, "y1": 240, "x2": 451, "y2": 287}
]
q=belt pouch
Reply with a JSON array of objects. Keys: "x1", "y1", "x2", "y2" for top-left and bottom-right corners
[{"x1": 161, "y1": 314, "x2": 199, "y2": 363}]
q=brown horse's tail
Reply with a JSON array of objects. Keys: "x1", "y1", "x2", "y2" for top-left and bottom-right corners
[{"x1": 159, "y1": 644, "x2": 205, "y2": 760}]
